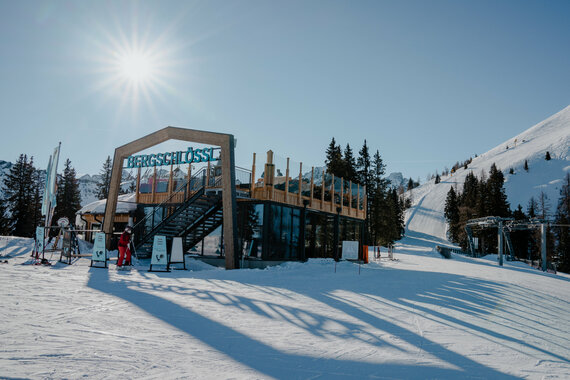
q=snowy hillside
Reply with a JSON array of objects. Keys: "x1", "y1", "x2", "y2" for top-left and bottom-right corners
[
  {"x1": 405, "y1": 105, "x2": 570, "y2": 244},
  {"x1": 1, "y1": 236, "x2": 569, "y2": 379}
]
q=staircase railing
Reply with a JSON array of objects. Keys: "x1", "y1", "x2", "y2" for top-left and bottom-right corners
[
  {"x1": 132, "y1": 168, "x2": 206, "y2": 245},
  {"x1": 131, "y1": 165, "x2": 230, "y2": 248}
]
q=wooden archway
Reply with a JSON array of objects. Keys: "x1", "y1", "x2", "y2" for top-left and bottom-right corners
[{"x1": 102, "y1": 126, "x2": 239, "y2": 269}]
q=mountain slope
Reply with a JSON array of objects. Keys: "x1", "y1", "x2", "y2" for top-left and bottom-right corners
[{"x1": 405, "y1": 105, "x2": 570, "y2": 245}]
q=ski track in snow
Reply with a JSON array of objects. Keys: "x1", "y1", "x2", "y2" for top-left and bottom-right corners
[{"x1": 1, "y1": 236, "x2": 569, "y2": 379}]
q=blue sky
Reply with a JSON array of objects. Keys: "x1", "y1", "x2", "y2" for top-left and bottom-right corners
[{"x1": 1, "y1": 0, "x2": 568, "y2": 182}]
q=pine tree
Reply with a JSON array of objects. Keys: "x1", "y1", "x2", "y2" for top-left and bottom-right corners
[
  {"x1": 30, "y1": 168, "x2": 44, "y2": 231},
  {"x1": 0, "y1": 197, "x2": 10, "y2": 235},
  {"x1": 407, "y1": 178, "x2": 415, "y2": 191},
  {"x1": 555, "y1": 173, "x2": 570, "y2": 272},
  {"x1": 485, "y1": 163, "x2": 510, "y2": 217},
  {"x1": 357, "y1": 139, "x2": 372, "y2": 221},
  {"x1": 537, "y1": 191, "x2": 550, "y2": 220},
  {"x1": 444, "y1": 187, "x2": 460, "y2": 242},
  {"x1": 343, "y1": 144, "x2": 357, "y2": 182},
  {"x1": 53, "y1": 159, "x2": 82, "y2": 226},
  {"x1": 96, "y1": 156, "x2": 112, "y2": 200},
  {"x1": 545, "y1": 151, "x2": 551, "y2": 161},
  {"x1": 435, "y1": 173, "x2": 441, "y2": 184},
  {"x1": 325, "y1": 138, "x2": 344, "y2": 178},
  {"x1": 524, "y1": 160, "x2": 529, "y2": 171},
  {"x1": 527, "y1": 197, "x2": 537, "y2": 218},
  {"x1": 2, "y1": 154, "x2": 37, "y2": 237}
]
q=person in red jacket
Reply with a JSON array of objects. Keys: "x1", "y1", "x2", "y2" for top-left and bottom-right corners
[{"x1": 117, "y1": 226, "x2": 132, "y2": 267}]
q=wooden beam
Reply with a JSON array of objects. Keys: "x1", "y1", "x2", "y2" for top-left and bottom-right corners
[
  {"x1": 310, "y1": 166, "x2": 314, "y2": 206},
  {"x1": 298, "y1": 162, "x2": 302, "y2": 205},
  {"x1": 102, "y1": 126, "x2": 239, "y2": 269},
  {"x1": 285, "y1": 157, "x2": 290, "y2": 203},
  {"x1": 331, "y1": 174, "x2": 335, "y2": 212},
  {"x1": 251, "y1": 152, "x2": 256, "y2": 197},
  {"x1": 321, "y1": 168, "x2": 326, "y2": 209},
  {"x1": 135, "y1": 167, "x2": 141, "y2": 203}
]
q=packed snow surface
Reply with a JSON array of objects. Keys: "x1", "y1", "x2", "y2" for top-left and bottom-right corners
[{"x1": 1, "y1": 236, "x2": 569, "y2": 379}]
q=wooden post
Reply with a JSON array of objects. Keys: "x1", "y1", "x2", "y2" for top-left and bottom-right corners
[
  {"x1": 251, "y1": 152, "x2": 256, "y2": 198},
  {"x1": 363, "y1": 185, "x2": 367, "y2": 220},
  {"x1": 285, "y1": 157, "x2": 290, "y2": 203},
  {"x1": 206, "y1": 160, "x2": 211, "y2": 187},
  {"x1": 340, "y1": 177, "x2": 344, "y2": 213},
  {"x1": 298, "y1": 162, "x2": 302, "y2": 205},
  {"x1": 331, "y1": 174, "x2": 335, "y2": 212},
  {"x1": 190, "y1": 163, "x2": 192, "y2": 198},
  {"x1": 310, "y1": 167, "x2": 314, "y2": 207},
  {"x1": 135, "y1": 167, "x2": 141, "y2": 203},
  {"x1": 265, "y1": 150, "x2": 275, "y2": 201},
  {"x1": 321, "y1": 168, "x2": 326, "y2": 210},
  {"x1": 151, "y1": 166, "x2": 157, "y2": 203},
  {"x1": 348, "y1": 180, "x2": 352, "y2": 216},
  {"x1": 357, "y1": 184, "x2": 360, "y2": 218},
  {"x1": 168, "y1": 162, "x2": 174, "y2": 198}
]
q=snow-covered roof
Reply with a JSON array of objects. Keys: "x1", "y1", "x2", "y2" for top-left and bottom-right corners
[{"x1": 77, "y1": 193, "x2": 138, "y2": 215}]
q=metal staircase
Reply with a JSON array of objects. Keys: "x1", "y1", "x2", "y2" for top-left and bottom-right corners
[{"x1": 132, "y1": 169, "x2": 224, "y2": 258}]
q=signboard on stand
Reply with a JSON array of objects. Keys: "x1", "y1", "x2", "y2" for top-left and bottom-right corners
[
  {"x1": 150, "y1": 235, "x2": 170, "y2": 272},
  {"x1": 342, "y1": 241, "x2": 359, "y2": 260},
  {"x1": 35, "y1": 226, "x2": 45, "y2": 259},
  {"x1": 91, "y1": 232, "x2": 107, "y2": 268},
  {"x1": 169, "y1": 237, "x2": 186, "y2": 270}
]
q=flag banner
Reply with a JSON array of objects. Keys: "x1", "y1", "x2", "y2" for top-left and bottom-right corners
[
  {"x1": 41, "y1": 155, "x2": 53, "y2": 217},
  {"x1": 49, "y1": 143, "x2": 60, "y2": 210}
]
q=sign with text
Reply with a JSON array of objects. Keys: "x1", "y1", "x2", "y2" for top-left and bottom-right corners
[
  {"x1": 342, "y1": 241, "x2": 359, "y2": 260},
  {"x1": 126, "y1": 147, "x2": 219, "y2": 168},
  {"x1": 92, "y1": 232, "x2": 106, "y2": 262},
  {"x1": 151, "y1": 235, "x2": 168, "y2": 266}
]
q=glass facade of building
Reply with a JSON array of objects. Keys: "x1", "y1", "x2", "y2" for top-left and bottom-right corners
[{"x1": 238, "y1": 201, "x2": 363, "y2": 261}]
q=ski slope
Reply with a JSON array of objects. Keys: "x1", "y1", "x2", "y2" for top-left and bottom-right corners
[
  {"x1": 405, "y1": 105, "x2": 570, "y2": 246},
  {"x1": 1, "y1": 236, "x2": 569, "y2": 379}
]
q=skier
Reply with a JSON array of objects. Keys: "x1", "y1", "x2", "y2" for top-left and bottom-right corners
[{"x1": 117, "y1": 226, "x2": 132, "y2": 268}]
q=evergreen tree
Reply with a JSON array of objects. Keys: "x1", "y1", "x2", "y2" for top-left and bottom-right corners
[
  {"x1": 524, "y1": 160, "x2": 529, "y2": 171},
  {"x1": 545, "y1": 151, "x2": 551, "y2": 161},
  {"x1": 407, "y1": 178, "x2": 415, "y2": 191},
  {"x1": 527, "y1": 197, "x2": 537, "y2": 218},
  {"x1": 444, "y1": 187, "x2": 460, "y2": 242},
  {"x1": 2, "y1": 154, "x2": 37, "y2": 237},
  {"x1": 53, "y1": 159, "x2": 82, "y2": 226},
  {"x1": 342, "y1": 144, "x2": 357, "y2": 182},
  {"x1": 96, "y1": 156, "x2": 112, "y2": 200},
  {"x1": 555, "y1": 173, "x2": 570, "y2": 272},
  {"x1": 30, "y1": 168, "x2": 44, "y2": 231},
  {"x1": 537, "y1": 191, "x2": 550, "y2": 220},
  {"x1": 485, "y1": 163, "x2": 510, "y2": 217},
  {"x1": 435, "y1": 173, "x2": 441, "y2": 184},
  {"x1": 513, "y1": 204, "x2": 526, "y2": 220},
  {"x1": 325, "y1": 138, "x2": 343, "y2": 178},
  {"x1": 0, "y1": 197, "x2": 10, "y2": 235}
]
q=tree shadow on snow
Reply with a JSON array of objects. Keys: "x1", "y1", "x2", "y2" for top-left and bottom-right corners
[{"x1": 84, "y1": 264, "x2": 553, "y2": 379}]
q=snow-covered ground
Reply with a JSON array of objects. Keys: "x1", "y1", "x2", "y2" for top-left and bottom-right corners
[{"x1": 1, "y1": 236, "x2": 569, "y2": 379}]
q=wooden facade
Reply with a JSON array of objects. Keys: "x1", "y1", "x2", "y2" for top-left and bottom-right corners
[{"x1": 132, "y1": 149, "x2": 366, "y2": 220}]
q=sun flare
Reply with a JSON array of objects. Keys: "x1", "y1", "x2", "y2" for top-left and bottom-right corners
[{"x1": 118, "y1": 51, "x2": 153, "y2": 83}]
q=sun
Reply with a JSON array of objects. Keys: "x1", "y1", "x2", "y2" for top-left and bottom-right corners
[{"x1": 117, "y1": 51, "x2": 154, "y2": 83}]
